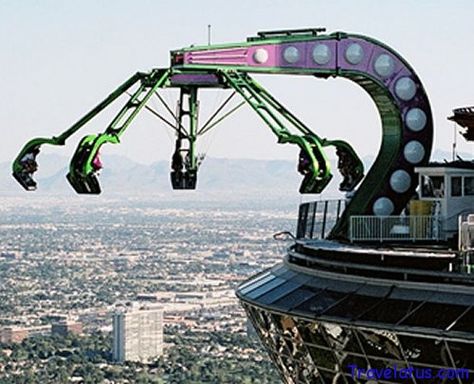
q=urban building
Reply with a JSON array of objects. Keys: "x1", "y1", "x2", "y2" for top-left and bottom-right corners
[
  {"x1": 0, "y1": 325, "x2": 51, "y2": 344},
  {"x1": 112, "y1": 302, "x2": 163, "y2": 363},
  {"x1": 0, "y1": 327, "x2": 28, "y2": 344},
  {"x1": 51, "y1": 319, "x2": 83, "y2": 337}
]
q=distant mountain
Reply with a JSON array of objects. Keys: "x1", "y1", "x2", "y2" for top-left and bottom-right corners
[
  {"x1": 2, "y1": 149, "x2": 471, "y2": 196},
  {"x1": 0, "y1": 154, "x2": 314, "y2": 196}
]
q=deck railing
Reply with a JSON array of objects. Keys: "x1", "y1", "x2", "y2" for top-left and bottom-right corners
[
  {"x1": 459, "y1": 214, "x2": 474, "y2": 273},
  {"x1": 350, "y1": 215, "x2": 445, "y2": 242},
  {"x1": 296, "y1": 199, "x2": 346, "y2": 240}
]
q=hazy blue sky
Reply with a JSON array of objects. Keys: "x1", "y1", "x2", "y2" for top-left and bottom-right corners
[{"x1": 1, "y1": 0, "x2": 473, "y2": 165}]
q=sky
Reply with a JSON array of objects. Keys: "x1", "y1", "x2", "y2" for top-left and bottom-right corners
[{"x1": 1, "y1": 0, "x2": 474, "y2": 166}]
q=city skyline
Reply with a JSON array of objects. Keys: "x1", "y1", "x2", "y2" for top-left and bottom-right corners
[{"x1": 0, "y1": 196, "x2": 285, "y2": 382}]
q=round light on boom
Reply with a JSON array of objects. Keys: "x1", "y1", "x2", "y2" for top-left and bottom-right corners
[
  {"x1": 390, "y1": 169, "x2": 411, "y2": 193},
  {"x1": 404, "y1": 140, "x2": 425, "y2": 164},
  {"x1": 345, "y1": 43, "x2": 364, "y2": 65},
  {"x1": 395, "y1": 77, "x2": 416, "y2": 101},
  {"x1": 405, "y1": 108, "x2": 427, "y2": 132},
  {"x1": 253, "y1": 48, "x2": 269, "y2": 64},
  {"x1": 283, "y1": 46, "x2": 300, "y2": 64},
  {"x1": 373, "y1": 197, "x2": 394, "y2": 216},
  {"x1": 374, "y1": 54, "x2": 395, "y2": 77},
  {"x1": 312, "y1": 44, "x2": 331, "y2": 65}
]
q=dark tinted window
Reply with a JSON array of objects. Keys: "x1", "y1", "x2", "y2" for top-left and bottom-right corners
[
  {"x1": 306, "y1": 345, "x2": 338, "y2": 370},
  {"x1": 341, "y1": 353, "x2": 367, "y2": 372},
  {"x1": 273, "y1": 288, "x2": 320, "y2": 311},
  {"x1": 239, "y1": 272, "x2": 272, "y2": 295},
  {"x1": 296, "y1": 320, "x2": 330, "y2": 348},
  {"x1": 359, "y1": 299, "x2": 422, "y2": 324},
  {"x1": 447, "y1": 341, "x2": 474, "y2": 371},
  {"x1": 465, "y1": 176, "x2": 474, "y2": 196},
  {"x1": 390, "y1": 287, "x2": 433, "y2": 301},
  {"x1": 323, "y1": 325, "x2": 364, "y2": 354},
  {"x1": 450, "y1": 306, "x2": 474, "y2": 333},
  {"x1": 278, "y1": 269, "x2": 297, "y2": 280},
  {"x1": 324, "y1": 294, "x2": 384, "y2": 320},
  {"x1": 356, "y1": 329, "x2": 403, "y2": 360},
  {"x1": 429, "y1": 291, "x2": 474, "y2": 306},
  {"x1": 305, "y1": 277, "x2": 362, "y2": 293},
  {"x1": 295, "y1": 290, "x2": 348, "y2": 315},
  {"x1": 246, "y1": 277, "x2": 285, "y2": 300},
  {"x1": 357, "y1": 284, "x2": 392, "y2": 297},
  {"x1": 400, "y1": 302, "x2": 466, "y2": 329},
  {"x1": 258, "y1": 280, "x2": 301, "y2": 305},
  {"x1": 451, "y1": 176, "x2": 462, "y2": 196},
  {"x1": 398, "y1": 335, "x2": 448, "y2": 366}
]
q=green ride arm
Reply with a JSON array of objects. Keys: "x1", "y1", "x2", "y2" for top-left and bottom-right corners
[
  {"x1": 66, "y1": 69, "x2": 171, "y2": 194},
  {"x1": 321, "y1": 139, "x2": 365, "y2": 192},
  {"x1": 55, "y1": 72, "x2": 146, "y2": 144},
  {"x1": 12, "y1": 71, "x2": 146, "y2": 191},
  {"x1": 12, "y1": 137, "x2": 59, "y2": 174},
  {"x1": 280, "y1": 134, "x2": 332, "y2": 193},
  {"x1": 220, "y1": 70, "x2": 332, "y2": 193},
  {"x1": 74, "y1": 133, "x2": 119, "y2": 177}
]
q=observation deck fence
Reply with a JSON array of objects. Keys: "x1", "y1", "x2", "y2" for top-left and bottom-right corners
[
  {"x1": 349, "y1": 215, "x2": 445, "y2": 243},
  {"x1": 296, "y1": 199, "x2": 346, "y2": 240}
]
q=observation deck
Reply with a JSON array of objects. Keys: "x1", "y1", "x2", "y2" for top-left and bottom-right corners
[
  {"x1": 236, "y1": 162, "x2": 474, "y2": 384},
  {"x1": 237, "y1": 205, "x2": 474, "y2": 383}
]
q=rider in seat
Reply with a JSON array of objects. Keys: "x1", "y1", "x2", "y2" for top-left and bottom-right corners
[
  {"x1": 171, "y1": 137, "x2": 186, "y2": 189},
  {"x1": 17, "y1": 147, "x2": 40, "y2": 189},
  {"x1": 92, "y1": 151, "x2": 103, "y2": 172},
  {"x1": 297, "y1": 149, "x2": 311, "y2": 175},
  {"x1": 336, "y1": 147, "x2": 354, "y2": 190},
  {"x1": 336, "y1": 146, "x2": 364, "y2": 192},
  {"x1": 171, "y1": 138, "x2": 183, "y2": 174}
]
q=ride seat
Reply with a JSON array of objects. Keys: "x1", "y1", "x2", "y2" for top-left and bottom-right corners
[
  {"x1": 66, "y1": 172, "x2": 101, "y2": 194},
  {"x1": 13, "y1": 171, "x2": 37, "y2": 191},
  {"x1": 66, "y1": 138, "x2": 102, "y2": 194},
  {"x1": 171, "y1": 170, "x2": 197, "y2": 190}
]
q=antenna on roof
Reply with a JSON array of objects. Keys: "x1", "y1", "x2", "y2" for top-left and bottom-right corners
[
  {"x1": 453, "y1": 121, "x2": 457, "y2": 161},
  {"x1": 208, "y1": 24, "x2": 211, "y2": 45}
]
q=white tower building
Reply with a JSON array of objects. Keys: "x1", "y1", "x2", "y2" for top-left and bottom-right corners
[{"x1": 112, "y1": 302, "x2": 163, "y2": 363}]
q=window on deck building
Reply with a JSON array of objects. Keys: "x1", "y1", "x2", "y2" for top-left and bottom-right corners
[
  {"x1": 421, "y1": 175, "x2": 445, "y2": 198},
  {"x1": 451, "y1": 176, "x2": 462, "y2": 197},
  {"x1": 465, "y1": 176, "x2": 474, "y2": 196}
]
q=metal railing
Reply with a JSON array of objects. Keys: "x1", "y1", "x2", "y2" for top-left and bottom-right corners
[
  {"x1": 459, "y1": 214, "x2": 474, "y2": 273},
  {"x1": 350, "y1": 215, "x2": 445, "y2": 242},
  {"x1": 459, "y1": 213, "x2": 474, "y2": 251},
  {"x1": 296, "y1": 199, "x2": 346, "y2": 240}
]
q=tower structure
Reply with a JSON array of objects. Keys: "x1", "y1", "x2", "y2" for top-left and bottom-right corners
[{"x1": 112, "y1": 302, "x2": 163, "y2": 363}]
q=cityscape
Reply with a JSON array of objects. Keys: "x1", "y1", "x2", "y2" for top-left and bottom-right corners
[
  {"x1": 0, "y1": 194, "x2": 298, "y2": 383},
  {"x1": 2, "y1": 2, "x2": 474, "y2": 383}
]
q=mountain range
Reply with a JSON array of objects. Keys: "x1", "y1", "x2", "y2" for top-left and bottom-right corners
[{"x1": 0, "y1": 149, "x2": 470, "y2": 196}]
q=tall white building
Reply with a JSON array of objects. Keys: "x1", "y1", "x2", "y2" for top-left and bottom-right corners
[{"x1": 112, "y1": 302, "x2": 163, "y2": 363}]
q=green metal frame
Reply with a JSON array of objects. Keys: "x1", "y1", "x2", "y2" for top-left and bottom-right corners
[
  {"x1": 220, "y1": 70, "x2": 363, "y2": 193},
  {"x1": 170, "y1": 31, "x2": 424, "y2": 239},
  {"x1": 169, "y1": 87, "x2": 200, "y2": 190},
  {"x1": 11, "y1": 28, "x2": 433, "y2": 242},
  {"x1": 66, "y1": 69, "x2": 170, "y2": 193},
  {"x1": 12, "y1": 72, "x2": 147, "y2": 189},
  {"x1": 12, "y1": 65, "x2": 364, "y2": 196},
  {"x1": 221, "y1": 70, "x2": 331, "y2": 193}
]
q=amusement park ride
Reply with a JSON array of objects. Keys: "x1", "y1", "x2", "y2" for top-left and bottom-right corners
[{"x1": 12, "y1": 28, "x2": 474, "y2": 383}]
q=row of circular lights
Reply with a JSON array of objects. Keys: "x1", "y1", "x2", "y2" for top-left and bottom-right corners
[
  {"x1": 253, "y1": 42, "x2": 429, "y2": 216},
  {"x1": 342, "y1": 43, "x2": 427, "y2": 215}
]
